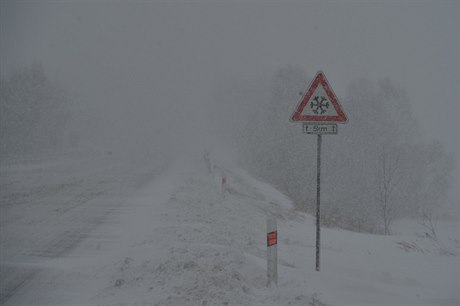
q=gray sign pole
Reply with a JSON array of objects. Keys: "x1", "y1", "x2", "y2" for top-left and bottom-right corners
[{"x1": 316, "y1": 134, "x2": 322, "y2": 271}]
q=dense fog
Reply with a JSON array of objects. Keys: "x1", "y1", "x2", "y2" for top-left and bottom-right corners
[
  {"x1": 1, "y1": 2, "x2": 459, "y2": 305},
  {"x1": 2, "y1": 1, "x2": 458, "y2": 214}
]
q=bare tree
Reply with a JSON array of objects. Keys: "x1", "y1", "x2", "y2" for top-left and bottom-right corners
[
  {"x1": 377, "y1": 146, "x2": 400, "y2": 235},
  {"x1": 0, "y1": 62, "x2": 70, "y2": 159},
  {"x1": 235, "y1": 71, "x2": 454, "y2": 234},
  {"x1": 418, "y1": 207, "x2": 438, "y2": 241}
]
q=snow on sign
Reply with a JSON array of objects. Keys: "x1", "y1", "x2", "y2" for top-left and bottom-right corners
[{"x1": 291, "y1": 71, "x2": 347, "y2": 123}]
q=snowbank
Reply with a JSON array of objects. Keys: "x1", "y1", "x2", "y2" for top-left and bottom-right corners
[{"x1": 3, "y1": 154, "x2": 459, "y2": 305}]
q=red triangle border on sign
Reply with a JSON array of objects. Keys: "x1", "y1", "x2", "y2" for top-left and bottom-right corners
[{"x1": 291, "y1": 71, "x2": 347, "y2": 123}]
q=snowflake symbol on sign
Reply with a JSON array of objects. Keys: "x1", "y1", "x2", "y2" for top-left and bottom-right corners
[{"x1": 310, "y1": 96, "x2": 329, "y2": 114}]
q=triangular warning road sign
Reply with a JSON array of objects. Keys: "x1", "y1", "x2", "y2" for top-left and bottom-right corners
[{"x1": 291, "y1": 71, "x2": 347, "y2": 123}]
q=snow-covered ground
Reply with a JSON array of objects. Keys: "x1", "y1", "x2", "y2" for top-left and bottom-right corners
[{"x1": 1, "y1": 153, "x2": 459, "y2": 305}]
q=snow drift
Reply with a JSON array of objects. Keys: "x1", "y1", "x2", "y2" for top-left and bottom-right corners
[{"x1": 2, "y1": 154, "x2": 459, "y2": 305}]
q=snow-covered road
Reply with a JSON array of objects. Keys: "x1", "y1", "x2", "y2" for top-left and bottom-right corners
[{"x1": 0, "y1": 155, "x2": 166, "y2": 304}]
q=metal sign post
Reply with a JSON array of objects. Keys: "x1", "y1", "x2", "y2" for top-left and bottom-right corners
[
  {"x1": 315, "y1": 134, "x2": 322, "y2": 271},
  {"x1": 290, "y1": 71, "x2": 347, "y2": 272}
]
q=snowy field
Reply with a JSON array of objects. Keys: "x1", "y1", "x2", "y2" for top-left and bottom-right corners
[{"x1": 1, "y1": 154, "x2": 459, "y2": 305}]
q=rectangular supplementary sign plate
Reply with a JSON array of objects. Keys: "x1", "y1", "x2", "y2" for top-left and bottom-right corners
[{"x1": 303, "y1": 123, "x2": 338, "y2": 135}]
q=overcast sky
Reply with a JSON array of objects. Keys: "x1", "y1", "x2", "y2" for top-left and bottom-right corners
[{"x1": 1, "y1": 1, "x2": 458, "y2": 165}]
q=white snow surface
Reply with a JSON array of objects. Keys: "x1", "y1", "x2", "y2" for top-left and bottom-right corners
[{"x1": 1, "y1": 154, "x2": 459, "y2": 305}]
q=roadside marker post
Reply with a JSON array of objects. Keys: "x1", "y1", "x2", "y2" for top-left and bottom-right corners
[
  {"x1": 267, "y1": 218, "x2": 278, "y2": 286},
  {"x1": 290, "y1": 71, "x2": 347, "y2": 272}
]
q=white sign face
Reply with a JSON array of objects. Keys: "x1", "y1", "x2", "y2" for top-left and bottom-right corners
[
  {"x1": 299, "y1": 85, "x2": 339, "y2": 117},
  {"x1": 303, "y1": 123, "x2": 338, "y2": 135}
]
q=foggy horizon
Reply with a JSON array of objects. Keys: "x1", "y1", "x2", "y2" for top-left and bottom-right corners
[{"x1": 2, "y1": 1, "x2": 458, "y2": 202}]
